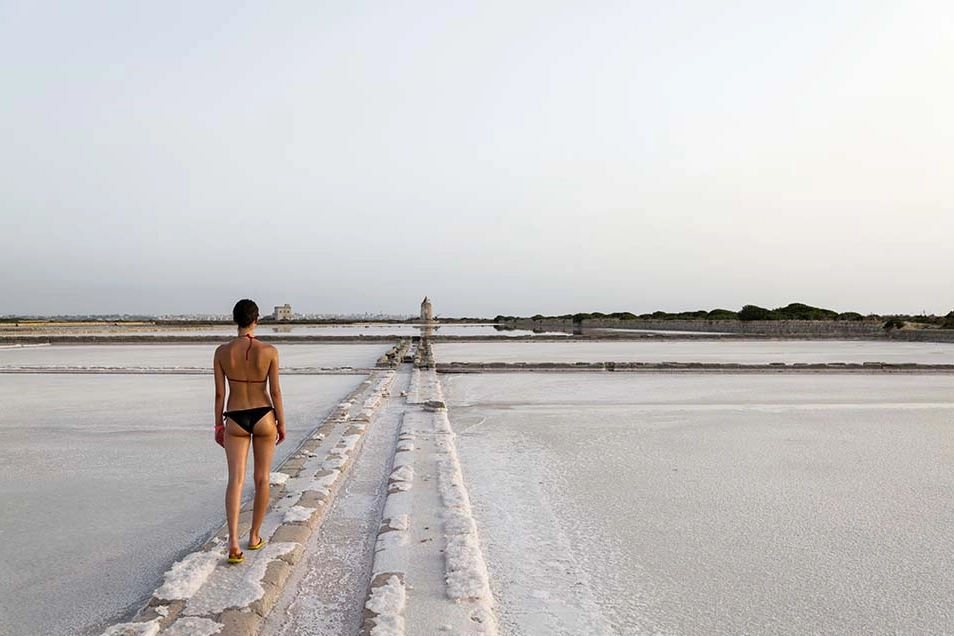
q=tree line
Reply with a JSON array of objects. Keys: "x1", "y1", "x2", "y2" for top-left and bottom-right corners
[{"x1": 495, "y1": 303, "x2": 954, "y2": 329}]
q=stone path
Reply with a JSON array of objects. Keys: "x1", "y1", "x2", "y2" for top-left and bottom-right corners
[{"x1": 102, "y1": 363, "x2": 500, "y2": 636}]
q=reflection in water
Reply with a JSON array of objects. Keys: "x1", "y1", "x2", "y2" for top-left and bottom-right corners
[{"x1": 417, "y1": 324, "x2": 438, "y2": 338}]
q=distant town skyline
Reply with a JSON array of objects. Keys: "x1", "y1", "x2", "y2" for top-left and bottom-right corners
[{"x1": 3, "y1": 1, "x2": 953, "y2": 317}]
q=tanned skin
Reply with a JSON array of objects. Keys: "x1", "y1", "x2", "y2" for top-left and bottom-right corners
[{"x1": 213, "y1": 318, "x2": 286, "y2": 562}]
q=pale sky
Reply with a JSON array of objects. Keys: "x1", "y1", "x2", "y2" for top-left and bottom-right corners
[{"x1": 2, "y1": 1, "x2": 952, "y2": 317}]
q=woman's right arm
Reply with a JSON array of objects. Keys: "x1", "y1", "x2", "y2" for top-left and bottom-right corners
[
  {"x1": 213, "y1": 347, "x2": 226, "y2": 447},
  {"x1": 268, "y1": 348, "x2": 286, "y2": 445}
]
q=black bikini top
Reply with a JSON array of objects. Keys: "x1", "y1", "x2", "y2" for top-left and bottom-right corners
[{"x1": 225, "y1": 334, "x2": 267, "y2": 383}]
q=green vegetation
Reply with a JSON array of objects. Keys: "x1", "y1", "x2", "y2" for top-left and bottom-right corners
[
  {"x1": 495, "y1": 303, "x2": 954, "y2": 330},
  {"x1": 738, "y1": 303, "x2": 839, "y2": 321},
  {"x1": 737, "y1": 305, "x2": 775, "y2": 321}
]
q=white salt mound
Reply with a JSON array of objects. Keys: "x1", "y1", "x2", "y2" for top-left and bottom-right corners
[
  {"x1": 154, "y1": 550, "x2": 221, "y2": 600},
  {"x1": 310, "y1": 470, "x2": 339, "y2": 492},
  {"x1": 366, "y1": 575, "x2": 407, "y2": 636}
]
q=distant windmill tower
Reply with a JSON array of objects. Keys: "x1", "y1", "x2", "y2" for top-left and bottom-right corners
[{"x1": 420, "y1": 297, "x2": 434, "y2": 323}]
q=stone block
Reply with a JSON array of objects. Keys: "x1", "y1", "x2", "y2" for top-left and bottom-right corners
[
  {"x1": 297, "y1": 490, "x2": 328, "y2": 508},
  {"x1": 217, "y1": 609, "x2": 261, "y2": 636},
  {"x1": 423, "y1": 400, "x2": 446, "y2": 411},
  {"x1": 279, "y1": 458, "x2": 306, "y2": 475},
  {"x1": 299, "y1": 508, "x2": 322, "y2": 531},
  {"x1": 300, "y1": 441, "x2": 322, "y2": 454},
  {"x1": 249, "y1": 560, "x2": 293, "y2": 615},
  {"x1": 270, "y1": 523, "x2": 311, "y2": 546},
  {"x1": 278, "y1": 542, "x2": 306, "y2": 566}
]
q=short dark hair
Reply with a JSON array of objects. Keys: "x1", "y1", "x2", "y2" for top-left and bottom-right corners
[{"x1": 233, "y1": 299, "x2": 259, "y2": 328}]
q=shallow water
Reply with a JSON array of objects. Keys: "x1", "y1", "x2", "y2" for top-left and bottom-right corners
[
  {"x1": 0, "y1": 323, "x2": 567, "y2": 338},
  {"x1": 0, "y1": 343, "x2": 388, "y2": 371},
  {"x1": 435, "y1": 339, "x2": 954, "y2": 364},
  {"x1": 443, "y1": 373, "x2": 954, "y2": 635},
  {"x1": 0, "y1": 371, "x2": 366, "y2": 636}
]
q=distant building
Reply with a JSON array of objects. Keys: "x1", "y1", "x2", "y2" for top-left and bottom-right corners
[
  {"x1": 420, "y1": 297, "x2": 434, "y2": 323},
  {"x1": 273, "y1": 304, "x2": 293, "y2": 321}
]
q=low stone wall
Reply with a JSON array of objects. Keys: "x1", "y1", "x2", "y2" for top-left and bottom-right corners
[
  {"x1": 377, "y1": 339, "x2": 411, "y2": 368},
  {"x1": 888, "y1": 329, "x2": 954, "y2": 343},
  {"x1": 436, "y1": 362, "x2": 954, "y2": 374}
]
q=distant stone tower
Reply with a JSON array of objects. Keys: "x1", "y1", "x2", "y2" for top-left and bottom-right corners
[{"x1": 420, "y1": 297, "x2": 434, "y2": 323}]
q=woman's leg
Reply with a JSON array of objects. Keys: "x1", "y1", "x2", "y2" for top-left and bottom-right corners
[
  {"x1": 249, "y1": 413, "x2": 278, "y2": 546},
  {"x1": 224, "y1": 420, "x2": 252, "y2": 558}
]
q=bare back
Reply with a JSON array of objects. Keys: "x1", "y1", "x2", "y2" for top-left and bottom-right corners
[{"x1": 215, "y1": 336, "x2": 277, "y2": 410}]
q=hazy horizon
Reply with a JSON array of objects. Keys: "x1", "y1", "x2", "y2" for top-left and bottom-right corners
[
  {"x1": 1, "y1": 298, "x2": 948, "y2": 320},
  {"x1": 3, "y1": 1, "x2": 952, "y2": 317}
]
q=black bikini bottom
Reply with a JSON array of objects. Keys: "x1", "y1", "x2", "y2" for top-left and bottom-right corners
[{"x1": 223, "y1": 406, "x2": 274, "y2": 434}]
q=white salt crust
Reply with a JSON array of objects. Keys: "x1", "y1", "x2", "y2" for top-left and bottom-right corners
[
  {"x1": 389, "y1": 465, "x2": 414, "y2": 483},
  {"x1": 164, "y1": 617, "x2": 223, "y2": 636},
  {"x1": 182, "y1": 542, "x2": 299, "y2": 616},
  {"x1": 434, "y1": 409, "x2": 495, "y2": 614},
  {"x1": 269, "y1": 472, "x2": 290, "y2": 486},
  {"x1": 154, "y1": 550, "x2": 222, "y2": 601},
  {"x1": 365, "y1": 575, "x2": 407, "y2": 636},
  {"x1": 283, "y1": 505, "x2": 317, "y2": 524}
]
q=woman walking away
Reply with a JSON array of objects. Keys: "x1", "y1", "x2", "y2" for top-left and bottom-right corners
[{"x1": 213, "y1": 299, "x2": 286, "y2": 563}]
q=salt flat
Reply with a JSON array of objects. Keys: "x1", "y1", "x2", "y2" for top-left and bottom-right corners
[
  {"x1": 0, "y1": 371, "x2": 367, "y2": 636},
  {"x1": 435, "y1": 339, "x2": 954, "y2": 365},
  {"x1": 442, "y1": 373, "x2": 954, "y2": 635}
]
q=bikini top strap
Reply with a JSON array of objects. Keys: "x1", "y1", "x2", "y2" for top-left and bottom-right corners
[{"x1": 245, "y1": 333, "x2": 256, "y2": 360}]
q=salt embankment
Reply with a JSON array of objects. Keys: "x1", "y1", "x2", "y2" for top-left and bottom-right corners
[{"x1": 360, "y1": 368, "x2": 497, "y2": 635}]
